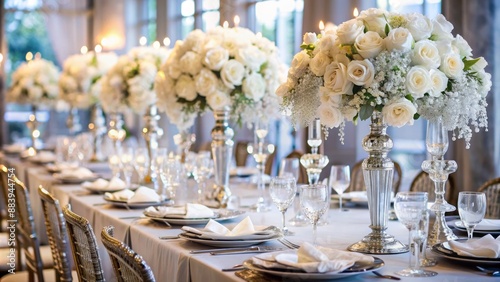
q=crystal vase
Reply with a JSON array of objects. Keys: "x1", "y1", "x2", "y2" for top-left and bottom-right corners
[
  {"x1": 142, "y1": 105, "x2": 164, "y2": 187},
  {"x1": 173, "y1": 130, "x2": 196, "y2": 163},
  {"x1": 348, "y1": 112, "x2": 408, "y2": 254},
  {"x1": 210, "y1": 107, "x2": 234, "y2": 208},
  {"x1": 66, "y1": 106, "x2": 82, "y2": 135},
  {"x1": 107, "y1": 112, "x2": 126, "y2": 153},
  {"x1": 88, "y1": 104, "x2": 107, "y2": 162},
  {"x1": 26, "y1": 105, "x2": 40, "y2": 154}
]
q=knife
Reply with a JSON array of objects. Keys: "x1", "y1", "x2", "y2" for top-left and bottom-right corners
[
  {"x1": 190, "y1": 247, "x2": 259, "y2": 254},
  {"x1": 210, "y1": 246, "x2": 283, "y2": 255}
]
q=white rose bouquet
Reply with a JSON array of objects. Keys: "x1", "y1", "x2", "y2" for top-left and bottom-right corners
[
  {"x1": 155, "y1": 26, "x2": 284, "y2": 131},
  {"x1": 278, "y1": 8, "x2": 491, "y2": 147},
  {"x1": 99, "y1": 46, "x2": 169, "y2": 114},
  {"x1": 59, "y1": 51, "x2": 118, "y2": 109},
  {"x1": 7, "y1": 58, "x2": 60, "y2": 108}
]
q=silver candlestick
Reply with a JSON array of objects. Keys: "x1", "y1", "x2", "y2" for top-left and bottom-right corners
[
  {"x1": 142, "y1": 105, "x2": 164, "y2": 187},
  {"x1": 88, "y1": 104, "x2": 107, "y2": 162}
]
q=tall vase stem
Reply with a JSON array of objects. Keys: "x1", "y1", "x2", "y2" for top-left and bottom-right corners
[
  {"x1": 89, "y1": 104, "x2": 106, "y2": 162},
  {"x1": 348, "y1": 111, "x2": 407, "y2": 254},
  {"x1": 66, "y1": 106, "x2": 81, "y2": 135},
  {"x1": 211, "y1": 107, "x2": 233, "y2": 208},
  {"x1": 107, "y1": 112, "x2": 126, "y2": 153},
  {"x1": 26, "y1": 105, "x2": 40, "y2": 154},
  {"x1": 142, "y1": 105, "x2": 164, "y2": 188}
]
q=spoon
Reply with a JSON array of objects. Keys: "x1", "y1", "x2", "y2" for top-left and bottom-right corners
[
  {"x1": 222, "y1": 264, "x2": 244, "y2": 272},
  {"x1": 476, "y1": 266, "x2": 500, "y2": 276}
]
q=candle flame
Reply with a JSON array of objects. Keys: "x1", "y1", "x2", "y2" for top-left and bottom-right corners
[
  {"x1": 80, "y1": 46, "x2": 88, "y2": 54},
  {"x1": 139, "y1": 36, "x2": 147, "y2": 46},
  {"x1": 26, "y1": 52, "x2": 33, "y2": 61},
  {"x1": 94, "y1": 44, "x2": 102, "y2": 53},
  {"x1": 163, "y1": 37, "x2": 171, "y2": 47},
  {"x1": 223, "y1": 21, "x2": 229, "y2": 28},
  {"x1": 353, "y1": 7, "x2": 359, "y2": 17},
  {"x1": 234, "y1": 15, "x2": 240, "y2": 27},
  {"x1": 319, "y1": 20, "x2": 325, "y2": 31},
  {"x1": 152, "y1": 41, "x2": 160, "y2": 49}
]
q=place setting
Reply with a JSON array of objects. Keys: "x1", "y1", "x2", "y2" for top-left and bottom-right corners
[
  {"x1": 103, "y1": 186, "x2": 170, "y2": 209},
  {"x1": 52, "y1": 166, "x2": 100, "y2": 184},
  {"x1": 82, "y1": 176, "x2": 139, "y2": 194}
]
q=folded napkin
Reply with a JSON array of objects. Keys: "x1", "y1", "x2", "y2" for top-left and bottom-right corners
[
  {"x1": 253, "y1": 242, "x2": 374, "y2": 273},
  {"x1": 4, "y1": 143, "x2": 26, "y2": 152},
  {"x1": 105, "y1": 189, "x2": 135, "y2": 201},
  {"x1": 31, "y1": 151, "x2": 56, "y2": 162},
  {"x1": 127, "y1": 186, "x2": 160, "y2": 203},
  {"x1": 472, "y1": 219, "x2": 500, "y2": 231},
  {"x1": 59, "y1": 167, "x2": 94, "y2": 178},
  {"x1": 83, "y1": 177, "x2": 126, "y2": 190},
  {"x1": 47, "y1": 162, "x2": 79, "y2": 172},
  {"x1": 145, "y1": 203, "x2": 214, "y2": 219},
  {"x1": 448, "y1": 235, "x2": 500, "y2": 258},
  {"x1": 181, "y1": 216, "x2": 277, "y2": 240}
]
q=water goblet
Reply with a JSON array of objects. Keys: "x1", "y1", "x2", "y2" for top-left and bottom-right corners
[
  {"x1": 394, "y1": 192, "x2": 437, "y2": 277},
  {"x1": 193, "y1": 152, "x2": 214, "y2": 203},
  {"x1": 458, "y1": 191, "x2": 487, "y2": 239},
  {"x1": 269, "y1": 176, "x2": 297, "y2": 235},
  {"x1": 280, "y1": 158, "x2": 308, "y2": 227},
  {"x1": 300, "y1": 183, "x2": 329, "y2": 245},
  {"x1": 108, "y1": 153, "x2": 122, "y2": 178},
  {"x1": 134, "y1": 148, "x2": 149, "y2": 185},
  {"x1": 158, "y1": 157, "x2": 185, "y2": 204},
  {"x1": 120, "y1": 148, "x2": 134, "y2": 188},
  {"x1": 329, "y1": 165, "x2": 350, "y2": 211}
]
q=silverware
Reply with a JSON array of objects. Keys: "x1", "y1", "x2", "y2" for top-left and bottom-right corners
[
  {"x1": 190, "y1": 246, "x2": 281, "y2": 254},
  {"x1": 222, "y1": 264, "x2": 244, "y2": 271},
  {"x1": 191, "y1": 247, "x2": 256, "y2": 254},
  {"x1": 476, "y1": 266, "x2": 500, "y2": 276},
  {"x1": 210, "y1": 246, "x2": 282, "y2": 255},
  {"x1": 373, "y1": 271, "x2": 401, "y2": 280},
  {"x1": 158, "y1": 235, "x2": 180, "y2": 240},
  {"x1": 277, "y1": 238, "x2": 300, "y2": 249}
]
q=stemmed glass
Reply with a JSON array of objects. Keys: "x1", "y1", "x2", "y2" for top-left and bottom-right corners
[
  {"x1": 426, "y1": 117, "x2": 448, "y2": 160},
  {"x1": 193, "y1": 152, "x2": 214, "y2": 203},
  {"x1": 300, "y1": 183, "x2": 330, "y2": 245},
  {"x1": 458, "y1": 191, "x2": 487, "y2": 239},
  {"x1": 270, "y1": 176, "x2": 297, "y2": 235},
  {"x1": 108, "y1": 153, "x2": 122, "y2": 178},
  {"x1": 134, "y1": 148, "x2": 150, "y2": 185},
  {"x1": 120, "y1": 148, "x2": 135, "y2": 188},
  {"x1": 280, "y1": 158, "x2": 309, "y2": 226},
  {"x1": 329, "y1": 165, "x2": 350, "y2": 211},
  {"x1": 394, "y1": 192, "x2": 437, "y2": 277}
]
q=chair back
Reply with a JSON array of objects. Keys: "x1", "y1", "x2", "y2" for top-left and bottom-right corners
[
  {"x1": 0, "y1": 165, "x2": 10, "y2": 229},
  {"x1": 38, "y1": 186, "x2": 74, "y2": 282},
  {"x1": 409, "y1": 170, "x2": 455, "y2": 202},
  {"x1": 478, "y1": 177, "x2": 500, "y2": 219},
  {"x1": 63, "y1": 205, "x2": 105, "y2": 282},
  {"x1": 101, "y1": 225, "x2": 156, "y2": 282},
  {"x1": 283, "y1": 150, "x2": 308, "y2": 184},
  {"x1": 234, "y1": 141, "x2": 249, "y2": 167},
  {"x1": 349, "y1": 160, "x2": 403, "y2": 193},
  {"x1": 11, "y1": 176, "x2": 45, "y2": 282}
]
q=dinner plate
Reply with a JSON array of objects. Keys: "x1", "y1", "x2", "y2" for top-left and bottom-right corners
[
  {"x1": 83, "y1": 183, "x2": 139, "y2": 194},
  {"x1": 53, "y1": 173, "x2": 100, "y2": 184},
  {"x1": 103, "y1": 195, "x2": 170, "y2": 209},
  {"x1": 179, "y1": 233, "x2": 282, "y2": 247},
  {"x1": 331, "y1": 191, "x2": 394, "y2": 206},
  {"x1": 143, "y1": 209, "x2": 245, "y2": 225},
  {"x1": 454, "y1": 220, "x2": 500, "y2": 234},
  {"x1": 242, "y1": 257, "x2": 384, "y2": 280},
  {"x1": 432, "y1": 241, "x2": 500, "y2": 265}
]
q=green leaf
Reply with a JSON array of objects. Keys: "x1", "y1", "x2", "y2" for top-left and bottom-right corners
[
  {"x1": 463, "y1": 57, "x2": 480, "y2": 71},
  {"x1": 359, "y1": 104, "x2": 374, "y2": 121},
  {"x1": 352, "y1": 85, "x2": 363, "y2": 94},
  {"x1": 405, "y1": 94, "x2": 414, "y2": 103},
  {"x1": 413, "y1": 113, "x2": 420, "y2": 120},
  {"x1": 385, "y1": 23, "x2": 390, "y2": 36}
]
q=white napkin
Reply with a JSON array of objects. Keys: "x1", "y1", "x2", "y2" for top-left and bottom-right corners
[
  {"x1": 448, "y1": 235, "x2": 500, "y2": 258},
  {"x1": 105, "y1": 189, "x2": 135, "y2": 201},
  {"x1": 127, "y1": 186, "x2": 160, "y2": 203},
  {"x1": 181, "y1": 216, "x2": 277, "y2": 240},
  {"x1": 145, "y1": 203, "x2": 215, "y2": 219},
  {"x1": 47, "y1": 162, "x2": 79, "y2": 171},
  {"x1": 31, "y1": 151, "x2": 56, "y2": 162},
  {"x1": 253, "y1": 242, "x2": 374, "y2": 273},
  {"x1": 472, "y1": 219, "x2": 500, "y2": 231},
  {"x1": 59, "y1": 167, "x2": 94, "y2": 178},
  {"x1": 83, "y1": 177, "x2": 126, "y2": 190}
]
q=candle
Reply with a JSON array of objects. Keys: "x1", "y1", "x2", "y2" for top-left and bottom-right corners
[
  {"x1": 319, "y1": 21, "x2": 325, "y2": 36},
  {"x1": 152, "y1": 41, "x2": 160, "y2": 49},
  {"x1": 234, "y1": 15, "x2": 240, "y2": 27},
  {"x1": 0, "y1": 53, "x2": 4, "y2": 64},
  {"x1": 163, "y1": 37, "x2": 171, "y2": 47},
  {"x1": 223, "y1": 21, "x2": 229, "y2": 28},
  {"x1": 80, "y1": 46, "x2": 88, "y2": 54},
  {"x1": 34, "y1": 52, "x2": 41, "y2": 59},
  {"x1": 139, "y1": 36, "x2": 147, "y2": 46},
  {"x1": 26, "y1": 52, "x2": 33, "y2": 61},
  {"x1": 353, "y1": 7, "x2": 359, "y2": 17},
  {"x1": 94, "y1": 44, "x2": 102, "y2": 53}
]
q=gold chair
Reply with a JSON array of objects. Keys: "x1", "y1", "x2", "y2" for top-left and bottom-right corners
[
  {"x1": 349, "y1": 160, "x2": 402, "y2": 193},
  {"x1": 283, "y1": 150, "x2": 308, "y2": 184},
  {"x1": 63, "y1": 205, "x2": 105, "y2": 282},
  {"x1": 409, "y1": 170, "x2": 455, "y2": 203},
  {"x1": 101, "y1": 225, "x2": 156, "y2": 282},
  {"x1": 478, "y1": 177, "x2": 500, "y2": 219},
  {"x1": 38, "y1": 187, "x2": 78, "y2": 282}
]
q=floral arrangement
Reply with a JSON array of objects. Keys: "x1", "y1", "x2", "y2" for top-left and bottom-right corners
[
  {"x1": 7, "y1": 58, "x2": 60, "y2": 107},
  {"x1": 277, "y1": 8, "x2": 491, "y2": 146},
  {"x1": 59, "y1": 51, "x2": 118, "y2": 109},
  {"x1": 99, "y1": 46, "x2": 169, "y2": 114},
  {"x1": 155, "y1": 26, "x2": 285, "y2": 131}
]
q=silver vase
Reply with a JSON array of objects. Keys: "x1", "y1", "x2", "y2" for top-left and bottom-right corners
[
  {"x1": 26, "y1": 105, "x2": 40, "y2": 154},
  {"x1": 88, "y1": 104, "x2": 107, "y2": 162},
  {"x1": 210, "y1": 107, "x2": 234, "y2": 208},
  {"x1": 142, "y1": 105, "x2": 164, "y2": 186},
  {"x1": 107, "y1": 112, "x2": 126, "y2": 152},
  {"x1": 348, "y1": 112, "x2": 408, "y2": 254}
]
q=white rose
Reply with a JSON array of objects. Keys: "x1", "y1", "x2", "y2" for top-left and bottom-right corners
[
  {"x1": 354, "y1": 31, "x2": 384, "y2": 59},
  {"x1": 440, "y1": 52, "x2": 464, "y2": 79},
  {"x1": 336, "y1": 19, "x2": 364, "y2": 45},
  {"x1": 203, "y1": 47, "x2": 229, "y2": 71},
  {"x1": 206, "y1": 90, "x2": 231, "y2": 110},
  {"x1": 343, "y1": 107, "x2": 358, "y2": 122},
  {"x1": 179, "y1": 51, "x2": 203, "y2": 75},
  {"x1": 183, "y1": 29, "x2": 206, "y2": 53},
  {"x1": 346, "y1": 59, "x2": 375, "y2": 87},
  {"x1": 242, "y1": 73, "x2": 266, "y2": 101},
  {"x1": 194, "y1": 68, "x2": 218, "y2": 97},
  {"x1": 309, "y1": 52, "x2": 331, "y2": 76},
  {"x1": 452, "y1": 35, "x2": 472, "y2": 58},
  {"x1": 406, "y1": 66, "x2": 432, "y2": 98},
  {"x1": 411, "y1": 40, "x2": 441, "y2": 69},
  {"x1": 434, "y1": 39, "x2": 453, "y2": 56},
  {"x1": 235, "y1": 46, "x2": 266, "y2": 71},
  {"x1": 359, "y1": 8, "x2": 388, "y2": 37},
  {"x1": 384, "y1": 27, "x2": 413, "y2": 52},
  {"x1": 428, "y1": 69, "x2": 448, "y2": 97},
  {"x1": 406, "y1": 13, "x2": 432, "y2": 41},
  {"x1": 220, "y1": 59, "x2": 245, "y2": 89},
  {"x1": 432, "y1": 14, "x2": 454, "y2": 41},
  {"x1": 288, "y1": 51, "x2": 310, "y2": 79},
  {"x1": 303, "y1": 32, "x2": 318, "y2": 44},
  {"x1": 382, "y1": 98, "x2": 417, "y2": 127},
  {"x1": 318, "y1": 103, "x2": 343, "y2": 128},
  {"x1": 276, "y1": 78, "x2": 293, "y2": 97},
  {"x1": 175, "y1": 75, "x2": 197, "y2": 101},
  {"x1": 471, "y1": 57, "x2": 488, "y2": 72},
  {"x1": 29, "y1": 86, "x2": 43, "y2": 100},
  {"x1": 167, "y1": 63, "x2": 182, "y2": 79},
  {"x1": 318, "y1": 34, "x2": 337, "y2": 53},
  {"x1": 477, "y1": 70, "x2": 492, "y2": 97},
  {"x1": 324, "y1": 62, "x2": 353, "y2": 95}
]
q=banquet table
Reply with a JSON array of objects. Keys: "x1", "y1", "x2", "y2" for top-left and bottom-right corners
[{"x1": 2, "y1": 155, "x2": 498, "y2": 282}]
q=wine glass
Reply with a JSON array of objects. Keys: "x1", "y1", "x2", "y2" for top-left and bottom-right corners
[
  {"x1": 394, "y1": 192, "x2": 437, "y2": 277},
  {"x1": 158, "y1": 157, "x2": 185, "y2": 204},
  {"x1": 300, "y1": 183, "x2": 329, "y2": 245},
  {"x1": 193, "y1": 152, "x2": 214, "y2": 203},
  {"x1": 329, "y1": 165, "x2": 350, "y2": 211},
  {"x1": 458, "y1": 191, "x2": 487, "y2": 239},
  {"x1": 247, "y1": 142, "x2": 275, "y2": 212},
  {"x1": 426, "y1": 117, "x2": 448, "y2": 160},
  {"x1": 134, "y1": 148, "x2": 149, "y2": 185},
  {"x1": 270, "y1": 176, "x2": 297, "y2": 236},
  {"x1": 280, "y1": 158, "x2": 309, "y2": 226},
  {"x1": 108, "y1": 153, "x2": 122, "y2": 178},
  {"x1": 120, "y1": 148, "x2": 134, "y2": 188}
]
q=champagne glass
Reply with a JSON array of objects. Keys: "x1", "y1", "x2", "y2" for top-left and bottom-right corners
[
  {"x1": 193, "y1": 152, "x2": 214, "y2": 203},
  {"x1": 120, "y1": 148, "x2": 134, "y2": 188},
  {"x1": 280, "y1": 158, "x2": 308, "y2": 226},
  {"x1": 394, "y1": 192, "x2": 437, "y2": 277},
  {"x1": 426, "y1": 117, "x2": 448, "y2": 160},
  {"x1": 329, "y1": 165, "x2": 350, "y2": 211},
  {"x1": 458, "y1": 192, "x2": 487, "y2": 239},
  {"x1": 270, "y1": 176, "x2": 297, "y2": 235},
  {"x1": 300, "y1": 184, "x2": 329, "y2": 245},
  {"x1": 134, "y1": 148, "x2": 149, "y2": 185}
]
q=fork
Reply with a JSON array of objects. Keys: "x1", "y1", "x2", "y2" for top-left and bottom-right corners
[{"x1": 277, "y1": 238, "x2": 300, "y2": 249}]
